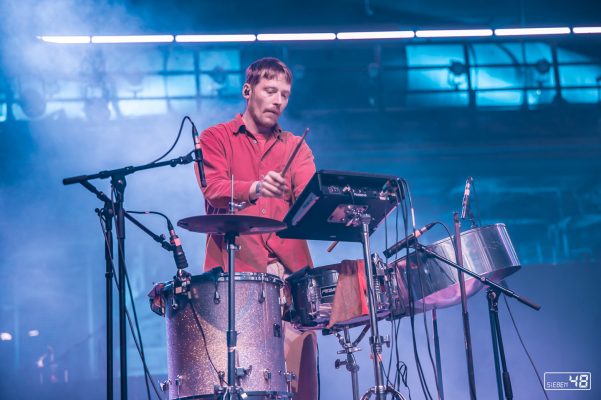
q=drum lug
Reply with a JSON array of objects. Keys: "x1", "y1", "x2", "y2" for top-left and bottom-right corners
[
  {"x1": 217, "y1": 370, "x2": 226, "y2": 386},
  {"x1": 263, "y1": 368, "x2": 272, "y2": 381},
  {"x1": 278, "y1": 296, "x2": 287, "y2": 306},
  {"x1": 273, "y1": 323, "x2": 281, "y2": 337},
  {"x1": 259, "y1": 275, "x2": 266, "y2": 303},
  {"x1": 159, "y1": 379, "x2": 170, "y2": 392},
  {"x1": 235, "y1": 365, "x2": 252, "y2": 378},
  {"x1": 283, "y1": 371, "x2": 297, "y2": 392},
  {"x1": 213, "y1": 289, "x2": 221, "y2": 304}
]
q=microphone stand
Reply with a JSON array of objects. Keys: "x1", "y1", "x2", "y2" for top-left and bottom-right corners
[
  {"x1": 63, "y1": 151, "x2": 197, "y2": 400},
  {"x1": 413, "y1": 243, "x2": 541, "y2": 399},
  {"x1": 453, "y1": 212, "x2": 477, "y2": 400}
]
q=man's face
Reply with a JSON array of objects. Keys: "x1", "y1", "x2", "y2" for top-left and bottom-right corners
[{"x1": 246, "y1": 73, "x2": 291, "y2": 132}]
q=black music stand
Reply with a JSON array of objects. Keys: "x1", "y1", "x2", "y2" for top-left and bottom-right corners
[{"x1": 278, "y1": 170, "x2": 404, "y2": 400}]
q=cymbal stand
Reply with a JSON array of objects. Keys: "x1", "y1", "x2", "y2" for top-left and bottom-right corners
[{"x1": 220, "y1": 175, "x2": 246, "y2": 399}]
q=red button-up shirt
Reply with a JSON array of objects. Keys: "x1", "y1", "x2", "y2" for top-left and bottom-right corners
[{"x1": 196, "y1": 114, "x2": 315, "y2": 273}]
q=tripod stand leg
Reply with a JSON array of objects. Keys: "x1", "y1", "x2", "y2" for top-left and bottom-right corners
[
  {"x1": 342, "y1": 326, "x2": 361, "y2": 400},
  {"x1": 487, "y1": 289, "x2": 513, "y2": 400},
  {"x1": 432, "y1": 309, "x2": 444, "y2": 400},
  {"x1": 488, "y1": 290, "x2": 504, "y2": 400}
]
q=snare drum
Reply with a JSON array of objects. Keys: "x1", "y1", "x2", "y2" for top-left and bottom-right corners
[
  {"x1": 286, "y1": 261, "x2": 389, "y2": 330},
  {"x1": 158, "y1": 271, "x2": 292, "y2": 399}
]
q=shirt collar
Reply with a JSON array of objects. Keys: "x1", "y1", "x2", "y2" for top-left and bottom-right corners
[{"x1": 232, "y1": 113, "x2": 283, "y2": 141}]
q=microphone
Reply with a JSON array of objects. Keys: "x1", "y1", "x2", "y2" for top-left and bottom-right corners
[
  {"x1": 460, "y1": 177, "x2": 473, "y2": 219},
  {"x1": 168, "y1": 221, "x2": 189, "y2": 270},
  {"x1": 192, "y1": 124, "x2": 207, "y2": 187},
  {"x1": 383, "y1": 222, "x2": 436, "y2": 258}
]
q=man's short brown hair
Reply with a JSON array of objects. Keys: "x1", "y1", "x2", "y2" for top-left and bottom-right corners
[{"x1": 245, "y1": 57, "x2": 292, "y2": 87}]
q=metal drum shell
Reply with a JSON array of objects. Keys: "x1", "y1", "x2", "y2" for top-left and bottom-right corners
[
  {"x1": 286, "y1": 263, "x2": 389, "y2": 330},
  {"x1": 388, "y1": 223, "x2": 521, "y2": 315},
  {"x1": 163, "y1": 272, "x2": 290, "y2": 399}
]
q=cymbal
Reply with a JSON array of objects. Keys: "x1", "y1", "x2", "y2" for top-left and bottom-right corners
[{"x1": 177, "y1": 214, "x2": 286, "y2": 235}]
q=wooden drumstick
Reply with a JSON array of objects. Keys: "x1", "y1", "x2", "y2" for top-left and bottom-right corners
[
  {"x1": 327, "y1": 241, "x2": 339, "y2": 252},
  {"x1": 281, "y1": 128, "x2": 309, "y2": 177}
]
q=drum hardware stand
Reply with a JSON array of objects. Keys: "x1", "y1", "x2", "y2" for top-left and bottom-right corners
[
  {"x1": 220, "y1": 175, "x2": 246, "y2": 400},
  {"x1": 277, "y1": 171, "x2": 405, "y2": 400},
  {"x1": 356, "y1": 212, "x2": 404, "y2": 400},
  {"x1": 453, "y1": 212, "x2": 477, "y2": 400},
  {"x1": 332, "y1": 324, "x2": 370, "y2": 400},
  {"x1": 63, "y1": 150, "x2": 198, "y2": 400}
]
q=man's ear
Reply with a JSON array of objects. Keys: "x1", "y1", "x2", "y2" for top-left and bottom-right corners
[{"x1": 242, "y1": 84, "x2": 251, "y2": 98}]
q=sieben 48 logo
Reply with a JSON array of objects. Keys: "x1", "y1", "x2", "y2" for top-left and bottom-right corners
[{"x1": 544, "y1": 372, "x2": 592, "y2": 391}]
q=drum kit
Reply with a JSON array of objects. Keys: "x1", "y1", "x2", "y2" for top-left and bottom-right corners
[
  {"x1": 149, "y1": 171, "x2": 533, "y2": 400},
  {"x1": 62, "y1": 114, "x2": 542, "y2": 400}
]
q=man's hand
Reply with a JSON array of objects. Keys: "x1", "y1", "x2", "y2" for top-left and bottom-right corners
[{"x1": 250, "y1": 171, "x2": 289, "y2": 201}]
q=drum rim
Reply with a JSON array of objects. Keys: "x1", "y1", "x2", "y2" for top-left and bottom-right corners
[
  {"x1": 190, "y1": 271, "x2": 283, "y2": 285},
  {"x1": 171, "y1": 390, "x2": 293, "y2": 399},
  {"x1": 427, "y1": 222, "x2": 507, "y2": 248}
]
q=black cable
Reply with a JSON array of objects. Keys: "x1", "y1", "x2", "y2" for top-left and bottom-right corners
[
  {"x1": 471, "y1": 178, "x2": 483, "y2": 227},
  {"x1": 109, "y1": 190, "x2": 154, "y2": 400},
  {"x1": 503, "y1": 296, "x2": 550, "y2": 400},
  {"x1": 188, "y1": 301, "x2": 224, "y2": 383},
  {"x1": 399, "y1": 179, "x2": 434, "y2": 400},
  {"x1": 149, "y1": 115, "x2": 193, "y2": 164},
  {"x1": 402, "y1": 180, "x2": 432, "y2": 399},
  {"x1": 98, "y1": 213, "x2": 161, "y2": 400},
  {"x1": 316, "y1": 339, "x2": 321, "y2": 400},
  {"x1": 395, "y1": 179, "x2": 428, "y2": 399},
  {"x1": 108, "y1": 189, "x2": 160, "y2": 400},
  {"x1": 100, "y1": 213, "x2": 159, "y2": 400},
  {"x1": 123, "y1": 256, "x2": 153, "y2": 400}
]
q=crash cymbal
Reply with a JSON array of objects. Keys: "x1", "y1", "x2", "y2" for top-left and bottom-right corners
[{"x1": 177, "y1": 214, "x2": 286, "y2": 235}]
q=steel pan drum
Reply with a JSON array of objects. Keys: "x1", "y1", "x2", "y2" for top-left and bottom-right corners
[
  {"x1": 388, "y1": 223, "x2": 520, "y2": 316},
  {"x1": 162, "y1": 272, "x2": 291, "y2": 399}
]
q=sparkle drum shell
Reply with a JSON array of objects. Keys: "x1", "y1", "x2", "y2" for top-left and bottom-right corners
[{"x1": 163, "y1": 272, "x2": 290, "y2": 399}]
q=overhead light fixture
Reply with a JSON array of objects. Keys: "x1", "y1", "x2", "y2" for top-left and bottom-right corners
[
  {"x1": 91, "y1": 35, "x2": 174, "y2": 44},
  {"x1": 337, "y1": 31, "x2": 414, "y2": 40},
  {"x1": 573, "y1": 26, "x2": 601, "y2": 34},
  {"x1": 28, "y1": 330, "x2": 40, "y2": 337},
  {"x1": 494, "y1": 27, "x2": 570, "y2": 36},
  {"x1": 257, "y1": 33, "x2": 336, "y2": 41},
  {"x1": 416, "y1": 29, "x2": 493, "y2": 38},
  {"x1": 38, "y1": 36, "x2": 91, "y2": 44},
  {"x1": 176, "y1": 34, "x2": 256, "y2": 43},
  {"x1": 0, "y1": 332, "x2": 12, "y2": 341}
]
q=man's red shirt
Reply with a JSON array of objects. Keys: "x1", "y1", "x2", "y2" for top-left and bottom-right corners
[{"x1": 197, "y1": 114, "x2": 315, "y2": 273}]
